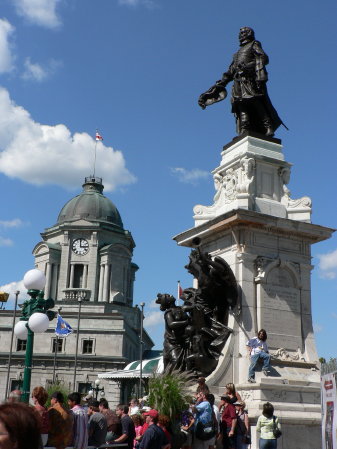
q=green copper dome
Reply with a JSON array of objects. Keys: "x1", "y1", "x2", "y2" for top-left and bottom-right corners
[{"x1": 57, "y1": 177, "x2": 124, "y2": 228}]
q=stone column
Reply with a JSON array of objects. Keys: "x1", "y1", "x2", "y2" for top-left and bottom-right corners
[
  {"x1": 51, "y1": 264, "x2": 58, "y2": 299},
  {"x1": 103, "y1": 264, "x2": 110, "y2": 302},
  {"x1": 57, "y1": 231, "x2": 70, "y2": 298},
  {"x1": 69, "y1": 264, "x2": 74, "y2": 288},
  {"x1": 45, "y1": 262, "x2": 52, "y2": 298},
  {"x1": 98, "y1": 264, "x2": 104, "y2": 301},
  {"x1": 83, "y1": 265, "x2": 88, "y2": 288}
]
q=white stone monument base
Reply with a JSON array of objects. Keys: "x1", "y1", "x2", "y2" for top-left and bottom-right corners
[{"x1": 175, "y1": 199, "x2": 332, "y2": 449}]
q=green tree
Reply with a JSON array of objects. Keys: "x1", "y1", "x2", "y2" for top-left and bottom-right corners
[
  {"x1": 148, "y1": 372, "x2": 195, "y2": 449},
  {"x1": 148, "y1": 372, "x2": 193, "y2": 419},
  {"x1": 45, "y1": 382, "x2": 71, "y2": 409}
]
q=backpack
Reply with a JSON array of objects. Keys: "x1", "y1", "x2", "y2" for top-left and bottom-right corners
[
  {"x1": 195, "y1": 420, "x2": 216, "y2": 441},
  {"x1": 272, "y1": 416, "x2": 282, "y2": 439}
]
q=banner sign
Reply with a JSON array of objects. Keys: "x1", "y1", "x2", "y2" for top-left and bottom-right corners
[{"x1": 322, "y1": 372, "x2": 337, "y2": 449}]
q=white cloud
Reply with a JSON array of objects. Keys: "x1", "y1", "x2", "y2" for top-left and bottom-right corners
[
  {"x1": 0, "y1": 279, "x2": 28, "y2": 308},
  {"x1": 144, "y1": 311, "x2": 164, "y2": 328},
  {"x1": 0, "y1": 219, "x2": 25, "y2": 228},
  {"x1": 171, "y1": 167, "x2": 210, "y2": 185},
  {"x1": 0, "y1": 19, "x2": 15, "y2": 74},
  {"x1": 119, "y1": 0, "x2": 139, "y2": 4},
  {"x1": 0, "y1": 87, "x2": 136, "y2": 191},
  {"x1": 22, "y1": 58, "x2": 61, "y2": 82},
  {"x1": 317, "y1": 248, "x2": 337, "y2": 279},
  {"x1": 0, "y1": 236, "x2": 13, "y2": 246},
  {"x1": 119, "y1": 0, "x2": 155, "y2": 8},
  {"x1": 313, "y1": 323, "x2": 323, "y2": 333},
  {"x1": 13, "y1": 0, "x2": 61, "y2": 28},
  {"x1": 148, "y1": 299, "x2": 159, "y2": 309}
]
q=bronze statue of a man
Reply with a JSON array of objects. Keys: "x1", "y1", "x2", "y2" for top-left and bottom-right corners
[{"x1": 199, "y1": 27, "x2": 285, "y2": 137}]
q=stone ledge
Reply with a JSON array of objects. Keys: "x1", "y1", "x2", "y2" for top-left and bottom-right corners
[
  {"x1": 240, "y1": 380, "x2": 320, "y2": 390},
  {"x1": 270, "y1": 358, "x2": 318, "y2": 369}
]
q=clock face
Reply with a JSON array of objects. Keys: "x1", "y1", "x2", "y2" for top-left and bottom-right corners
[{"x1": 72, "y1": 238, "x2": 89, "y2": 256}]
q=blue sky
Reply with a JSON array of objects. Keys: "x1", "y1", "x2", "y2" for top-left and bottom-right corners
[{"x1": 0, "y1": 0, "x2": 336, "y2": 360}]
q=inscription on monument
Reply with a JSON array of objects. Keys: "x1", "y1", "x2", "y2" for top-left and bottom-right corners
[{"x1": 260, "y1": 267, "x2": 302, "y2": 350}]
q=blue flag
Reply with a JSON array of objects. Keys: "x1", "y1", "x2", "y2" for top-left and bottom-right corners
[{"x1": 55, "y1": 314, "x2": 73, "y2": 337}]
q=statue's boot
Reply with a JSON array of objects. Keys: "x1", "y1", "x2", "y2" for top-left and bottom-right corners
[
  {"x1": 239, "y1": 120, "x2": 250, "y2": 135},
  {"x1": 239, "y1": 110, "x2": 250, "y2": 134},
  {"x1": 263, "y1": 118, "x2": 274, "y2": 137}
]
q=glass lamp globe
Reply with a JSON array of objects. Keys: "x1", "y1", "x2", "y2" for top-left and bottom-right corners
[
  {"x1": 23, "y1": 269, "x2": 46, "y2": 291},
  {"x1": 14, "y1": 321, "x2": 28, "y2": 340},
  {"x1": 95, "y1": 379, "x2": 100, "y2": 386},
  {"x1": 28, "y1": 313, "x2": 49, "y2": 333},
  {"x1": 88, "y1": 390, "x2": 93, "y2": 397},
  {"x1": 100, "y1": 391, "x2": 105, "y2": 397}
]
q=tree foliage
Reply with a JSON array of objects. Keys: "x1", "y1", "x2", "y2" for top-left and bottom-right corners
[
  {"x1": 45, "y1": 381, "x2": 71, "y2": 409},
  {"x1": 148, "y1": 372, "x2": 194, "y2": 420}
]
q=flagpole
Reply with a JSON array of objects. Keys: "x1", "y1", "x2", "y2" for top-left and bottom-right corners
[
  {"x1": 93, "y1": 140, "x2": 98, "y2": 178},
  {"x1": 177, "y1": 280, "x2": 180, "y2": 306},
  {"x1": 52, "y1": 307, "x2": 62, "y2": 384},
  {"x1": 4, "y1": 290, "x2": 20, "y2": 400}
]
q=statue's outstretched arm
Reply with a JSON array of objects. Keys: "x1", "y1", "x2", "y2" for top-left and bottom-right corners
[{"x1": 198, "y1": 61, "x2": 233, "y2": 110}]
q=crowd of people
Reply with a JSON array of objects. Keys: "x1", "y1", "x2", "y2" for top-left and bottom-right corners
[
  {"x1": 192, "y1": 378, "x2": 281, "y2": 449},
  {"x1": 0, "y1": 330, "x2": 280, "y2": 449},
  {"x1": 0, "y1": 378, "x2": 281, "y2": 449},
  {"x1": 0, "y1": 389, "x2": 172, "y2": 449}
]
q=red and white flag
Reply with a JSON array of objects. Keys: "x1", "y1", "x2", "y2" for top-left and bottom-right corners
[{"x1": 95, "y1": 131, "x2": 103, "y2": 141}]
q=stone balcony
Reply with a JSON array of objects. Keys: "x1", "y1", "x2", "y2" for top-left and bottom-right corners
[{"x1": 62, "y1": 288, "x2": 91, "y2": 302}]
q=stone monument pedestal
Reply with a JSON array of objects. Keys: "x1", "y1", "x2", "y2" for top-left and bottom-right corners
[{"x1": 174, "y1": 133, "x2": 333, "y2": 449}]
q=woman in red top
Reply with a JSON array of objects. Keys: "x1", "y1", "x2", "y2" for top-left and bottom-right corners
[{"x1": 31, "y1": 386, "x2": 49, "y2": 446}]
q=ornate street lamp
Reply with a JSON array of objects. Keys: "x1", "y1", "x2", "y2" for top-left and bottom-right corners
[
  {"x1": 87, "y1": 379, "x2": 105, "y2": 400},
  {"x1": 13, "y1": 269, "x2": 55, "y2": 403}
]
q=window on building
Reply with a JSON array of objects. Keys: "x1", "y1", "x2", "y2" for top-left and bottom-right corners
[
  {"x1": 16, "y1": 340, "x2": 26, "y2": 351},
  {"x1": 10, "y1": 379, "x2": 22, "y2": 391},
  {"x1": 73, "y1": 264, "x2": 84, "y2": 288},
  {"x1": 52, "y1": 338, "x2": 63, "y2": 353},
  {"x1": 78, "y1": 382, "x2": 92, "y2": 395},
  {"x1": 82, "y1": 339, "x2": 94, "y2": 354}
]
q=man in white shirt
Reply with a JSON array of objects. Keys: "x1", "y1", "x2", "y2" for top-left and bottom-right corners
[{"x1": 246, "y1": 329, "x2": 271, "y2": 383}]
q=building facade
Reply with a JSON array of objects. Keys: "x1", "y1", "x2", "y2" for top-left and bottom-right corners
[{"x1": 0, "y1": 176, "x2": 153, "y2": 404}]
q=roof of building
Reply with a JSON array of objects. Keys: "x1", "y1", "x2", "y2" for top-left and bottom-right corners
[
  {"x1": 57, "y1": 176, "x2": 123, "y2": 228},
  {"x1": 98, "y1": 356, "x2": 164, "y2": 380}
]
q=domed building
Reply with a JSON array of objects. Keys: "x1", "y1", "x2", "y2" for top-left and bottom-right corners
[
  {"x1": 0, "y1": 176, "x2": 154, "y2": 404},
  {"x1": 34, "y1": 176, "x2": 138, "y2": 305}
]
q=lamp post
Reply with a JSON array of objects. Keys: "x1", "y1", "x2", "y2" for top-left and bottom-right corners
[
  {"x1": 4, "y1": 290, "x2": 20, "y2": 400},
  {"x1": 52, "y1": 307, "x2": 62, "y2": 384},
  {"x1": 88, "y1": 379, "x2": 105, "y2": 400},
  {"x1": 14, "y1": 269, "x2": 55, "y2": 403},
  {"x1": 139, "y1": 302, "x2": 145, "y2": 399},
  {"x1": 73, "y1": 297, "x2": 83, "y2": 391}
]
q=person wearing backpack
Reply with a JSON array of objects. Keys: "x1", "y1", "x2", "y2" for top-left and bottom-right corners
[
  {"x1": 192, "y1": 391, "x2": 215, "y2": 449},
  {"x1": 256, "y1": 402, "x2": 281, "y2": 448},
  {"x1": 234, "y1": 401, "x2": 250, "y2": 449}
]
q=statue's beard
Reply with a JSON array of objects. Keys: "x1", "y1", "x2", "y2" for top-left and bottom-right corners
[{"x1": 239, "y1": 37, "x2": 252, "y2": 45}]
